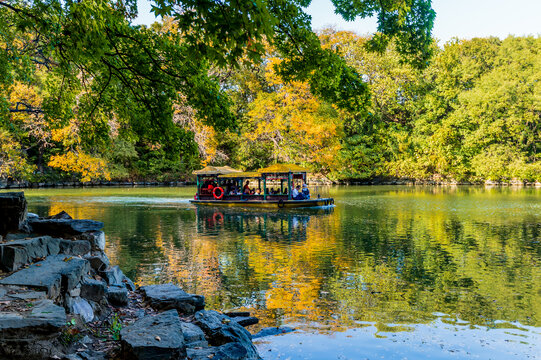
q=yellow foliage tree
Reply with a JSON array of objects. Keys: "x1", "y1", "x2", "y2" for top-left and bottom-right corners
[
  {"x1": 47, "y1": 121, "x2": 110, "y2": 182},
  {"x1": 0, "y1": 129, "x2": 36, "y2": 179},
  {"x1": 242, "y1": 58, "x2": 343, "y2": 173}
]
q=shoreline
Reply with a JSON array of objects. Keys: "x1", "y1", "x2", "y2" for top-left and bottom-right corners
[{"x1": 1, "y1": 179, "x2": 540, "y2": 190}]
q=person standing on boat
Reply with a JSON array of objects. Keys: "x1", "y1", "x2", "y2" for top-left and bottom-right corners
[{"x1": 243, "y1": 180, "x2": 251, "y2": 194}]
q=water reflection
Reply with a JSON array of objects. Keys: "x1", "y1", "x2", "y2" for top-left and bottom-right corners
[
  {"x1": 15, "y1": 186, "x2": 541, "y2": 356},
  {"x1": 196, "y1": 207, "x2": 334, "y2": 243}
]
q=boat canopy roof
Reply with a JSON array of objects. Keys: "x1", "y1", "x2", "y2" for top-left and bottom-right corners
[
  {"x1": 258, "y1": 163, "x2": 310, "y2": 174},
  {"x1": 193, "y1": 166, "x2": 241, "y2": 176},
  {"x1": 218, "y1": 171, "x2": 261, "y2": 178}
]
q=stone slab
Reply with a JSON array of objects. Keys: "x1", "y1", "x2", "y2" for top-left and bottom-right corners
[
  {"x1": 120, "y1": 309, "x2": 186, "y2": 359},
  {"x1": 0, "y1": 299, "x2": 66, "y2": 340},
  {"x1": 28, "y1": 218, "x2": 104, "y2": 236},
  {"x1": 0, "y1": 255, "x2": 90, "y2": 298},
  {"x1": 0, "y1": 236, "x2": 61, "y2": 272},
  {"x1": 140, "y1": 283, "x2": 205, "y2": 314}
]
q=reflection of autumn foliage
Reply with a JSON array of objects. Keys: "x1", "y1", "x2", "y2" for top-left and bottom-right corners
[{"x1": 28, "y1": 186, "x2": 541, "y2": 335}]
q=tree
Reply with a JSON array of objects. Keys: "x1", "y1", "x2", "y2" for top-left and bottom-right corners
[{"x1": 0, "y1": 0, "x2": 435, "y2": 181}]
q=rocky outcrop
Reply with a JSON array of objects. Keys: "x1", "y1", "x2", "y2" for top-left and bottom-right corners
[
  {"x1": 0, "y1": 192, "x2": 27, "y2": 235},
  {"x1": 195, "y1": 310, "x2": 261, "y2": 360},
  {"x1": 140, "y1": 283, "x2": 205, "y2": 314},
  {"x1": 120, "y1": 309, "x2": 187, "y2": 360}
]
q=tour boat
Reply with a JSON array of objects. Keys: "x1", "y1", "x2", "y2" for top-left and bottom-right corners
[{"x1": 189, "y1": 164, "x2": 334, "y2": 209}]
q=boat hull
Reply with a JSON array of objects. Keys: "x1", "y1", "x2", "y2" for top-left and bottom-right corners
[{"x1": 190, "y1": 198, "x2": 334, "y2": 209}]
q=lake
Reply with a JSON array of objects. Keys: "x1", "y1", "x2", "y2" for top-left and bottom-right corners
[{"x1": 16, "y1": 185, "x2": 541, "y2": 359}]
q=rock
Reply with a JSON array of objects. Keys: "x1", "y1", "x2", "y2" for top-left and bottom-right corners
[
  {"x1": 86, "y1": 255, "x2": 109, "y2": 272},
  {"x1": 27, "y1": 213, "x2": 39, "y2": 220},
  {"x1": 194, "y1": 310, "x2": 260, "y2": 359},
  {"x1": 59, "y1": 239, "x2": 91, "y2": 256},
  {"x1": 251, "y1": 326, "x2": 295, "y2": 339},
  {"x1": 120, "y1": 309, "x2": 186, "y2": 360},
  {"x1": 69, "y1": 287, "x2": 81, "y2": 297},
  {"x1": 140, "y1": 283, "x2": 205, "y2": 314},
  {"x1": 80, "y1": 277, "x2": 107, "y2": 302},
  {"x1": 28, "y1": 218, "x2": 104, "y2": 237},
  {"x1": 46, "y1": 210, "x2": 73, "y2": 220},
  {"x1": 0, "y1": 236, "x2": 61, "y2": 272},
  {"x1": 181, "y1": 321, "x2": 208, "y2": 348},
  {"x1": 70, "y1": 298, "x2": 94, "y2": 322},
  {"x1": 80, "y1": 231, "x2": 106, "y2": 251},
  {"x1": 107, "y1": 286, "x2": 128, "y2": 306},
  {"x1": 100, "y1": 265, "x2": 134, "y2": 290},
  {"x1": 4, "y1": 232, "x2": 37, "y2": 241},
  {"x1": 0, "y1": 285, "x2": 46, "y2": 301},
  {"x1": 0, "y1": 299, "x2": 66, "y2": 340},
  {"x1": 0, "y1": 192, "x2": 27, "y2": 235},
  {"x1": 231, "y1": 316, "x2": 259, "y2": 327},
  {"x1": 187, "y1": 342, "x2": 250, "y2": 360},
  {"x1": 0, "y1": 255, "x2": 90, "y2": 299}
]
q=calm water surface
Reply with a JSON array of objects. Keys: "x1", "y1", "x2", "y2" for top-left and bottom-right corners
[{"x1": 16, "y1": 186, "x2": 541, "y2": 359}]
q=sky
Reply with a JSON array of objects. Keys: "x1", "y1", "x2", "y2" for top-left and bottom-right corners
[{"x1": 134, "y1": 0, "x2": 541, "y2": 44}]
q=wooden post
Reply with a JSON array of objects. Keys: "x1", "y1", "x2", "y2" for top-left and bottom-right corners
[
  {"x1": 288, "y1": 172, "x2": 292, "y2": 200},
  {"x1": 263, "y1": 175, "x2": 267, "y2": 200}
]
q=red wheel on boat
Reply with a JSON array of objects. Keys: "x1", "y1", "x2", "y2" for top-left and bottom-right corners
[{"x1": 213, "y1": 187, "x2": 224, "y2": 199}]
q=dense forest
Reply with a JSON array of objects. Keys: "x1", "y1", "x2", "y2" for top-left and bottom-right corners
[{"x1": 0, "y1": 1, "x2": 539, "y2": 184}]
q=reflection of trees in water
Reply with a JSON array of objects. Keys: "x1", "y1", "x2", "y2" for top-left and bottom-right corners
[
  {"x1": 28, "y1": 190, "x2": 541, "y2": 335},
  {"x1": 196, "y1": 207, "x2": 334, "y2": 243}
]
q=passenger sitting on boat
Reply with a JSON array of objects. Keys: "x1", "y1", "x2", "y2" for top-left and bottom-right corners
[
  {"x1": 255, "y1": 188, "x2": 261, "y2": 195},
  {"x1": 292, "y1": 185, "x2": 305, "y2": 200},
  {"x1": 302, "y1": 183, "x2": 310, "y2": 199}
]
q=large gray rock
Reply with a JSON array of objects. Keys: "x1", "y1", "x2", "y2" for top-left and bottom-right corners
[
  {"x1": 100, "y1": 265, "x2": 135, "y2": 291},
  {"x1": 46, "y1": 210, "x2": 72, "y2": 220},
  {"x1": 194, "y1": 310, "x2": 260, "y2": 360},
  {"x1": 181, "y1": 321, "x2": 208, "y2": 348},
  {"x1": 0, "y1": 285, "x2": 46, "y2": 301},
  {"x1": 0, "y1": 192, "x2": 27, "y2": 235},
  {"x1": 140, "y1": 283, "x2": 205, "y2": 314},
  {"x1": 0, "y1": 236, "x2": 61, "y2": 272},
  {"x1": 86, "y1": 255, "x2": 109, "y2": 272},
  {"x1": 187, "y1": 342, "x2": 250, "y2": 360},
  {"x1": 231, "y1": 316, "x2": 259, "y2": 327},
  {"x1": 80, "y1": 231, "x2": 106, "y2": 251},
  {"x1": 59, "y1": 239, "x2": 91, "y2": 256},
  {"x1": 120, "y1": 309, "x2": 186, "y2": 360},
  {"x1": 0, "y1": 255, "x2": 90, "y2": 298},
  {"x1": 106, "y1": 285, "x2": 128, "y2": 306},
  {"x1": 28, "y1": 218, "x2": 104, "y2": 237},
  {"x1": 0, "y1": 299, "x2": 66, "y2": 340},
  {"x1": 80, "y1": 277, "x2": 107, "y2": 302},
  {"x1": 70, "y1": 297, "x2": 94, "y2": 322}
]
